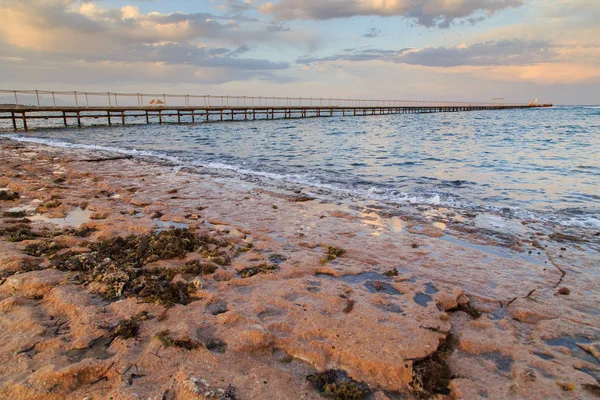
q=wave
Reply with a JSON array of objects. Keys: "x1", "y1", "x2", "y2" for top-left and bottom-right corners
[
  {"x1": 2, "y1": 133, "x2": 598, "y2": 229},
  {"x1": 0, "y1": 134, "x2": 183, "y2": 164}
]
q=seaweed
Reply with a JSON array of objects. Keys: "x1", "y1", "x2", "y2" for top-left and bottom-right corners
[
  {"x1": 0, "y1": 190, "x2": 20, "y2": 201},
  {"x1": 52, "y1": 229, "x2": 231, "y2": 305},
  {"x1": 307, "y1": 370, "x2": 369, "y2": 400},
  {"x1": 206, "y1": 338, "x2": 227, "y2": 353},
  {"x1": 342, "y1": 298, "x2": 355, "y2": 314},
  {"x1": 90, "y1": 229, "x2": 203, "y2": 267},
  {"x1": 3, "y1": 211, "x2": 27, "y2": 218},
  {"x1": 411, "y1": 334, "x2": 456, "y2": 398},
  {"x1": 290, "y1": 194, "x2": 315, "y2": 202},
  {"x1": 112, "y1": 311, "x2": 150, "y2": 340},
  {"x1": 383, "y1": 268, "x2": 399, "y2": 277},
  {"x1": 0, "y1": 224, "x2": 43, "y2": 242},
  {"x1": 182, "y1": 260, "x2": 218, "y2": 275},
  {"x1": 43, "y1": 198, "x2": 62, "y2": 209},
  {"x1": 457, "y1": 303, "x2": 482, "y2": 319},
  {"x1": 320, "y1": 246, "x2": 346, "y2": 264},
  {"x1": 222, "y1": 385, "x2": 238, "y2": 400},
  {"x1": 156, "y1": 330, "x2": 201, "y2": 350},
  {"x1": 25, "y1": 241, "x2": 64, "y2": 257},
  {"x1": 268, "y1": 254, "x2": 287, "y2": 264},
  {"x1": 238, "y1": 263, "x2": 277, "y2": 278},
  {"x1": 583, "y1": 383, "x2": 600, "y2": 396},
  {"x1": 1, "y1": 222, "x2": 94, "y2": 244}
]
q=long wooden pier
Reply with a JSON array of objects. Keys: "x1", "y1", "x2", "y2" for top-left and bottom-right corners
[{"x1": 0, "y1": 90, "x2": 552, "y2": 131}]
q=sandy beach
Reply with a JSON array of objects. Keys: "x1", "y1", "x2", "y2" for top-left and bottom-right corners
[{"x1": 0, "y1": 137, "x2": 599, "y2": 399}]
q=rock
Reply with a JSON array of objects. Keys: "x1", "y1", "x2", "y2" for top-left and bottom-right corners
[
  {"x1": 435, "y1": 287, "x2": 466, "y2": 311},
  {"x1": 1, "y1": 269, "x2": 64, "y2": 298},
  {"x1": 90, "y1": 212, "x2": 107, "y2": 220},
  {"x1": 557, "y1": 287, "x2": 570, "y2": 295}
]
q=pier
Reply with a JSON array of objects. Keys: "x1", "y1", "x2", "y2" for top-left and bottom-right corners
[{"x1": 0, "y1": 90, "x2": 552, "y2": 131}]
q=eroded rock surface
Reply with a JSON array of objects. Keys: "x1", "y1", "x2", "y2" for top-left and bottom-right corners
[{"x1": 0, "y1": 139, "x2": 599, "y2": 399}]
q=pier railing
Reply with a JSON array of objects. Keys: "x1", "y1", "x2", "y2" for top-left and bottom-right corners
[{"x1": 0, "y1": 89, "x2": 530, "y2": 109}]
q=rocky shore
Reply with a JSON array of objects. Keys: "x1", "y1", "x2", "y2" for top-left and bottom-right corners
[{"x1": 0, "y1": 138, "x2": 599, "y2": 399}]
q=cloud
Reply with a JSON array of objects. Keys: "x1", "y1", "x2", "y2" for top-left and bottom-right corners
[
  {"x1": 400, "y1": 40, "x2": 556, "y2": 67},
  {"x1": 0, "y1": 0, "x2": 295, "y2": 84},
  {"x1": 297, "y1": 40, "x2": 557, "y2": 67},
  {"x1": 260, "y1": 0, "x2": 524, "y2": 27},
  {"x1": 298, "y1": 47, "x2": 412, "y2": 64},
  {"x1": 363, "y1": 27, "x2": 381, "y2": 38}
]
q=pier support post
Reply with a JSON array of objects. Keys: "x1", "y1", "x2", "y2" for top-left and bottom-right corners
[
  {"x1": 177, "y1": 110, "x2": 181, "y2": 123},
  {"x1": 64, "y1": 112, "x2": 68, "y2": 127},
  {"x1": 121, "y1": 111, "x2": 125, "y2": 125},
  {"x1": 22, "y1": 112, "x2": 28, "y2": 131},
  {"x1": 146, "y1": 110, "x2": 149, "y2": 124},
  {"x1": 159, "y1": 111, "x2": 162, "y2": 124},
  {"x1": 192, "y1": 111, "x2": 195, "y2": 123},
  {"x1": 11, "y1": 112, "x2": 17, "y2": 130},
  {"x1": 107, "y1": 111, "x2": 111, "y2": 126},
  {"x1": 77, "y1": 111, "x2": 81, "y2": 128}
]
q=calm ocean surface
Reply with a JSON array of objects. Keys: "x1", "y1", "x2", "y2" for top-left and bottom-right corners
[{"x1": 2, "y1": 106, "x2": 599, "y2": 228}]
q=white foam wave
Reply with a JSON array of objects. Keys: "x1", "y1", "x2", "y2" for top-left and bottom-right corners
[
  {"x1": 2, "y1": 134, "x2": 598, "y2": 229},
  {"x1": 559, "y1": 216, "x2": 600, "y2": 229},
  {"x1": 1, "y1": 134, "x2": 183, "y2": 164}
]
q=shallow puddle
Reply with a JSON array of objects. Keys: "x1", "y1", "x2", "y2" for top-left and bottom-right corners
[
  {"x1": 153, "y1": 218, "x2": 189, "y2": 231},
  {"x1": 64, "y1": 336, "x2": 114, "y2": 362},
  {"x1": 30, "y1": 207, "x2": 92, "y2": 228},
  {"x1": 360, "y1": 211, "x2": 404, "y2": 236},
  {"x1": 489, "y1": 306, "x2": 508, "y2": 320},
  {"x1": 439, "y1": 234, "x2": 546, "y2": 266},
  {"x1": 414, "y1": 292, "x2": 432, "y2": 307},
  {"x1": 425, "y1": 283, "x2": 438, "y2": 294},
  {"x1": 364, "y1": 280, "x2": 401, "y2": 295},
  {"x1": 317, "y1": 271, "x2": 389, "y2": 284},
  {"x1": 482, "y1": 352, "x2": 513, "y2": 373},
  {"x1": 377, "y1": 303, "x2": 405, "y2": 314},
  {"x1": 533, "y1": 352, "x2": 555, "y2": 361},
  {"x1": 316, "y1": 271, "x2": 401, "y2": 295},
  {"x1": 474, "y1": 214, "x2": 525, "y2": 234},
  {"x1": 545, "y1": 337, "x2": 599, "y2": 366}
]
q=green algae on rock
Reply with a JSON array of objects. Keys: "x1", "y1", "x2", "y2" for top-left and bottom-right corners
[
  {"x1": 50, "y1": 229, "x2": 234, "y2": 305},
  {"x1": 320, "y1": 245, "x2": 346, "y2": 264},
  {"x1": 0, "y1": 190, "x2": 20, "y2": 201},
  {"x1": 306, "y1": 370, "x2": 369, "y2": 400},
  {"x1": 238, "y1": 263, "x2": 277, "y2": 278}
]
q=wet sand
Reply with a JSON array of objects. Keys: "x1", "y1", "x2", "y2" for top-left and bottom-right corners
[{"x1": 0, "y1": 138, "x2": 599, "y2": 399}]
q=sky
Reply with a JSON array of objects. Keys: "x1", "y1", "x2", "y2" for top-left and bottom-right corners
[{"x1": 0, "y1": 0, "x2": 598, "y2": 104}]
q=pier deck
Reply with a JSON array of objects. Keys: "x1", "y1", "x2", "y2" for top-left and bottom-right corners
[{"x1": 0, "y1": 90, "x2": 552, "y2": 130}]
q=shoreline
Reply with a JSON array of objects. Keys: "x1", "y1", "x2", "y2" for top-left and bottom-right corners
[
  {"x1": 0, "y1": 138, "x2": 599, "y2": 399},
  {"x1": 3, "y1": 132, "x2": 599, "y2": 232}
]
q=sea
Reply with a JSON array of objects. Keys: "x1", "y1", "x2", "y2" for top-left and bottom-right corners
[{"x1": 1, "y1": 106, "x2": 599, "y2": 229}]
